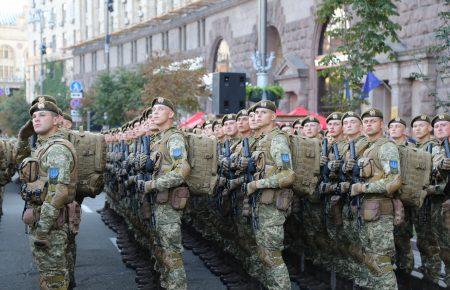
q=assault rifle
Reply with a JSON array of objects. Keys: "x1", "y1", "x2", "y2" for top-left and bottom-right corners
[
  {"x1": 444, "y1": 138, "x2": 450, "y2": 195},
  {"x1": 333, "y1": 143, "x2": 345, "y2": 197},
  {"x1": 141, "y1": 135, "x2": 157, "y2": 227},
  {"x1": 242, "y1": 137, "x2": 260, "y2": 231},
  {"x1": 421, "y1": 143, "x2": 434, "y2": 224},
  {"x1": 119, "y1": 140, "x2": 129, "y2": 198},
  {"x1": 349, "y1": 140, "x2": 363, "y2": 229},
  {"x1": 215, "y1": 141, "x2": 230, "y2": 213},
  {"x1": 223, "y1": 140, "x2": 237, "y2": 216},
  {"x1": 320, "y1": 139, "x2": 330, "y2": 226}
]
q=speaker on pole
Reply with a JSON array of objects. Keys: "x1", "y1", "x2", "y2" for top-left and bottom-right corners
[{"x1": 212, "y1": 72, "x2": 246, "y2": 115}]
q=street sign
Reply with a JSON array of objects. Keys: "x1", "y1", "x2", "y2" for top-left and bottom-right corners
[
  {"x1": 70, "y1": 110, "x2": 80, "y2": 117},
  {"x1": 70, "y1": 98, "x2": 82, "y2": 109},
  {"x1": 70, "y1": 81, "x2": 83, "y2": 93},
  {"x1": 71, "y1": 92, "x2": 83, "y2": 99}
]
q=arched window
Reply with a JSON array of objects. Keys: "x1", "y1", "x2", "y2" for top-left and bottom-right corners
[
  {"x1": 267, "y1": 26, "x2": 282, "y2": 72},
  {"x1": 0, "y1": 45, "x2": 15, "y2": 80},
  {"x1": 317, "y1": 9, "x2": 347, "y2": 115},
  {"x1": 213, "y1": 39, "x2": 231, "y2": 72}
]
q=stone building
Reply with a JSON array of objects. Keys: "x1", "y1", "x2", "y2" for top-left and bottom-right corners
[
  {"x1": 31, "y1": 0, "x2": 448, "y2": 122},
  {"x1": 0, "y1": 11, "x2": 27, "y2": 95}
]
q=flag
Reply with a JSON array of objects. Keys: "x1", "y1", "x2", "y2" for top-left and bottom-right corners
[{"x1": 360, "y1": 72, "x2": 382, "y2": 99}]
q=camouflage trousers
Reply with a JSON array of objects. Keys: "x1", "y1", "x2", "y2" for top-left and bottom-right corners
[
  {"x1": 66, "y1": 232, "x2": 77, "y2": 286},
  {"x1": 431, "y1": 196, "x2": 450, "y2": 284},
  {"x1": 29, "y1": 224, "x2": 69, "y2": 289},
  {"x1": 358, "y1": 214, "x2": 397, "y2": 290},
  {"x1": 394, "y1": 202, "x2": 441, "y2": 282},
  {"x1": 0, "y1": 186, "x2": 3, "y2": 216},
  {"x1": 254, "y1": 203, "x2": 290, "y2": 290},
  {"x1": 154, "y1": 202, "x2": 187, "y2": 290}
]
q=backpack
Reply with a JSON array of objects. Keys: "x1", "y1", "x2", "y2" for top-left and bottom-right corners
[
  {"x1": 289, "y1": 135, "x2": 321, "y2": 197},
  {"x1": 65, "y1": 129, "x2": 106, "y2": 199},
  {"x1": 184, "y1": 133, "x2": 218, "y2": 196},
  {"x1": 397, "y1": 145, "x2": 432, "y2": 207}
]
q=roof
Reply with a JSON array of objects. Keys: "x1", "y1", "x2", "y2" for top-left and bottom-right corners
[{"x1": 0, "y1": 12, "x2": 20, "y2": 26}]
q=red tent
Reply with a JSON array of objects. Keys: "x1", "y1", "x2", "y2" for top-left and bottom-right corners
[
  {"x1": 287, "y1": 106, "x2": 327, "y2": 130},
  {"x1": 179, "y1": 112, "x2": 205, "y2": 128}
]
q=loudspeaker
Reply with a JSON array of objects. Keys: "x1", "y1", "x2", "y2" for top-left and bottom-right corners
[{"x1": 212, "y1": 72, "x2": 246, "y2": 115}]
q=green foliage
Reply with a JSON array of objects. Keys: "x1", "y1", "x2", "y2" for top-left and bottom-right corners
[
  {"x1": 83, "y1": 68, "x2": 146, "y2": 128},
  {"x1": 41, "y1": 60, "x2": 70, "y2": 111},
  {"x1": 246, "y1": 84, "x2": 285, "y2": 103},
  {"x1": 0, "y1": 88, "x2": 30, "y2": 135},
  {"x1": 316, "y1": 0, "x2": 401, "y2": 111}
]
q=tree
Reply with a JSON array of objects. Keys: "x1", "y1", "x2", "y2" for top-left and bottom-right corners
[
  {"x1": 0, "y1": 88, "x2": 30, "y2": 135},
  {"x1": 141, "y1": 55, "x2": 207, "y2": 113},
  {"x1": 41, "y1": 60, "x2": 70, "y2": 111},
  {"x1": 316, "y1": 0, "x2": 401, "y2": 111},
  {"x1": 82, "y1": 68, "x2": 146, "y2": 128}
]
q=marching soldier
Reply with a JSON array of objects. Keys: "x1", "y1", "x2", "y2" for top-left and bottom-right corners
[
  {"x1": 20, "y1": 98, "x2": 77, "y2": 289},
  {"x1": 138, "y1": 97, "x2": 191, "y2": 290},
  {"x1": 245, "y1": 100, "x2": 294, "y2": 290},
  {"x1": 430, "y1": 113, "x2": 450, "y2": 285},
  {"x1": 387, "y1": 118, "x2": 410, "y2": 146}
]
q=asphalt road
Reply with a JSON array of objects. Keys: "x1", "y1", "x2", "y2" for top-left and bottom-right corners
[{"x1": 0, "y1": 183, "x2": 225, "y2": 290}]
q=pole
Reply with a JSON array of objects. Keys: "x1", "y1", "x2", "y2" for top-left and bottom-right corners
[
  {"x1": 105, "y1": 1, "x2": 110, "y2": 74},
  {"x1": 39, "y1": 10, "x2": 44, "y2": 95},
  {"x1": 87, "y1": 110, "x2": 91, "y2": 131},
  {"x1": 258, "y1": 0, "x2": 267, "y2": 70}
]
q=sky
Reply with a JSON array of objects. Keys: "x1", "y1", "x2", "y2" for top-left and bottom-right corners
[{"x1": 0, "y1": 0, "x2": 27, "y2": 13}]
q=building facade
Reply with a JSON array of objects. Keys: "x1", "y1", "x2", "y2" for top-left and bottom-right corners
[
  {"x1": 29, "y1": 0, "x2": 448, "y2": 123},
  {"x1": 0, "y1": 11, "x2": 28, "y2": 95}
]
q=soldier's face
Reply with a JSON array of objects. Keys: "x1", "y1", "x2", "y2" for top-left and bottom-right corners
[
  {"x1": 363, "y1": 117, "x2": 383, "y2": 136},
  {"x1": 303, "y1": 122, "x2": 320, "y2": 138},
  {"x1": 434, "y1": 121, "x2": 450, "y2": 140},
  {"x1": 237, "y1": 116, "x2": 250, "y2": 133},
  {"x1": 223, "y1": 120, "x2": 238, "y2": 136},
  {"x1": 32, "y1": 111, "x2": 59, "y2": 135},
  {"x1": 255, "y1": 108, "x2": 275, "y2": 127},
  {"x1": 152, "y1": 105, "x2": 174, "y2": 125},
  {"x1": 343, "y1": 117, "x2": 361, "y2": 136},
  {"x1": 249, "y1": 112, "x2": 259, "y2": 130},
  {"x1": 203, "y1": 124, "x2": 213, "y2": 136},
  {"x1": 214, "y1": 125, "x2": 224, "y2": 138},
  {"x1": 294, "y1": 124, "x2": 303, "y2": 135},
  {"x1": 388, "y1": 123, "x2": 406, "y2": 139},
  {"x1": 281, "y1": 126, "x2": 294, "y2": 135},
  {"x1": 412, "y1": 121, "x2": 432, "y2": 139},
  {"x1": 327, "y1": 120, "x2": 342, "y2": 138}
]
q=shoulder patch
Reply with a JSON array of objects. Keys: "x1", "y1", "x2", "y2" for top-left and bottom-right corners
[
  {"x1": 281, "y1": 153, "x2": 290, "y2": 163},
  {"x1": 172, "y1": 147, "x2": 182, "y2": 159},
  {"x1": 48, "y1": 167, "x2": 59, "y2": 183},
  {"x1": 389, "y1": 160, "x2": 399, "y2": 174}
]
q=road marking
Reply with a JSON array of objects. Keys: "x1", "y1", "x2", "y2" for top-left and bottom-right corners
[
  {"x1": 81, "y1": 204, "x2": 93, "y2": 213},
  {"x1": 109, "y1": 237, "x2": 120, "y2": 252}
]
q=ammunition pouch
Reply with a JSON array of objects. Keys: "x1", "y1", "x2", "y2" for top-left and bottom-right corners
[
  {"x1": 23, "y1": 207, "x2": 40, "y2": 226},
  {"x1": 392, "y1": 198, "x2": 405, "y2": 226},
  {"x1": 275, "y1": 189, "x2": 293, "y2": 211},
  {"x1": 170, "y1": 186, "x2": 189, "y2": 210},
  {"x1": 361, "y1": 198, "x2": 393, "y2": 222},
  {"x1": 24, "y1": 179, "x2": 48, "y2": 205},
  {"x1": 260, "y1": 189, "x2": 274, "y2": 205},
  {"x1": 156, "y1": 191, "x2": 169, "y2": 204},
  {"x1": 358, "y1": 158, "x2": 374, "y2": 179},
  {"x1": 19, "y1": 157, "x2": 39, "y2": 183},
  {"x1": 252, "y1": 151, "x2": 265, "y2": 172},
  {"x1": 67, "y1": 201, "x2": 81, "y2": 235},
  {"x1": 330, "y1": 195, "x2": 343, "y2": 226}
]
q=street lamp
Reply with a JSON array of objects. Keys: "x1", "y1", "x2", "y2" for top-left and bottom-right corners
[
  {"x1": 105, "y1": 0, "x2": 114, "y2": 74},
  {"x1": 251, "y1": 0, "x2": 275, "y2": 101}
]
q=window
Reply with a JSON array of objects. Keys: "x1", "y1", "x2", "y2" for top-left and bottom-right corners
[
  {"x1": 197, "y1": 21, "x2": 201, "y2": 47},
  {"x1": 145, "y1": 36, "x2": 152, "y2": 58},
  {"x1": 80, "y1": 54, "x2": 85, "y2": 73},
  {"x1": 33, "y1": 40, "x2": 37, "y2": 56},
  {"x1": 131, "y1": 40, "x2": 137, "y2": 63},
  {"x1": 92, "y1": 51, "x2": 97, "y2": 72},
  {"x1": 73, "y1": 30, "x2": 77, "y2": 44},
  {"x1": 62, "y1": 33, "x2": 67, "y2": 47},
  {"x1": 61, "y1": 3, "x2": 66, "y2": 26},
  {"x1": 213, "y1": 40, "x2": 231, "y2": 72},
  {"x1": 51, "y1": 35, "x2": 56, "y2": 52},
  {"x1": 0, "y1": 45, "x2": 14, "y2": 80},
  {"x1": 161, "y1": 32, "x2": 165, "y2": 50},
  {"x1": 201, "y1": 18, "x2": 206, "y2": 46},
  {"x1": 179, "y1": 25, "x2": 186, "y2": 51},
  {"x1": 117, "y1": 44, "x2": 123, "y2": 66}
]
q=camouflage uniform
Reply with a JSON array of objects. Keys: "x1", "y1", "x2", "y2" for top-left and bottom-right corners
[
  {"x1": 141, "y1": 126, "x2": 190, "y2": 290},
  {"x1": 25, "y1": 130, "x2": 76, "y2": 289},
  {"x1": 252, "y1": 127, "x2": 294, "y2": 290},
  {"x1": 354, "y1": 136, "x2": 400, "y2": 289}
]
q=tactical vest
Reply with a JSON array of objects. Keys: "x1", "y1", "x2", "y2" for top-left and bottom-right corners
[
  {"x1": 254, "y1": 128, "x2": 286, "y2": 179},
  {"x1": 21, "y1": 138, "x2": 78, "y2": 206}
]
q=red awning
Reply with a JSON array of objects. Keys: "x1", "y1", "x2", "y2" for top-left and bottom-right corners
[
  {"x1": 287, "y1": 106, "x2": 327, "y2": 130},
  {"x1": 179, "y1": 112, "x2": 205, "y2": 128}
]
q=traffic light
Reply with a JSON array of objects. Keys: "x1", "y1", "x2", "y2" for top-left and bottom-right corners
[
  {"x1": 107, "y1": 0, "x2": 114, "y2": 12},
  {"x1": 40, "y1": 43, "x2": 46, "y2": 55}
]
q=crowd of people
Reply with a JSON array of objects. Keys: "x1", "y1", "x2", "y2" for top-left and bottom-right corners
[{"x1": 0, "y1": 93, "x2": 448, "y2": 290}]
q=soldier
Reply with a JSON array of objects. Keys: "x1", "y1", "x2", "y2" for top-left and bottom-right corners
[
  {"x1": 221, "y1": 114, "x2": 240, "y2": 142},
  {"x1": 280, "y1": 123, "x2": 295, "y2": 135},
  {"x1": 236, "y1": 110, "x2": 252, "y2": 138},
  {"x1": 202, "y1": 120, "x2": 214, "y2": 137},
  {"x1": 393, "y1": 114, "x2": 442, "y2": 283},
  {"x1": 138, "y1": 97, "x2": 190, "y2": 290},
  {"x1": 302, "y1": 116, "x2": 322, "y2": 139},
  {"x1": 20, "y1": 98, "x2": 77, "y2": 289},
  {"x1": 292, "y1": 118, "x2": 303, "y2": 136},
  {"x1": 62, "y1": 113, "x2": 73, "y2": 130},
  {"x1": 430, "y1": 113, "x2": 450, "y2": 285},
  {"x1": 245, "y1": 100, "x2": 294, "y2": 290},
  {"x1": 347, "y1": 108, "x2": 400, "y2": 289},
  {"x1": 387, "y1": 117, "x2": 410, "y2": 146},
  {"x1": 212, "y1": 120, "x2": 225, "y2": 143}
]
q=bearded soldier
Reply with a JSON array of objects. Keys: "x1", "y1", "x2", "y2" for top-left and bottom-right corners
[
  {"x1": 20, "y1": 98, "x2": 77, "y2": 289},
  {"x1": 138, "y1": 97, "x2": 190, "y2": 290},
  {"x1": 245, "y1": 100, "x2": 294, "y2": 290}
]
